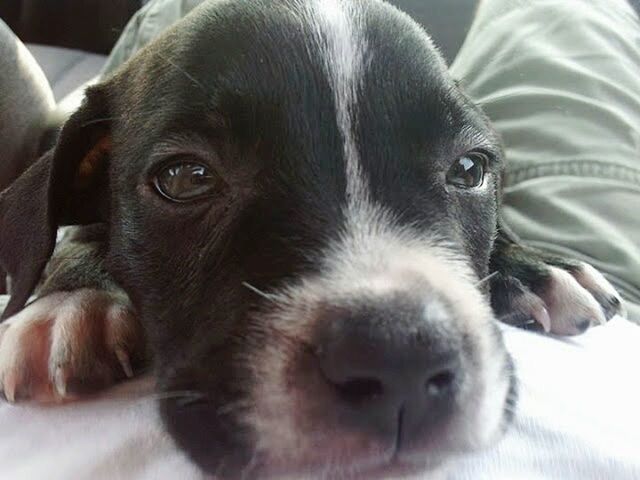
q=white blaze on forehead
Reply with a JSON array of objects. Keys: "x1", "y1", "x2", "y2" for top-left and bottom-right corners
[
  {"x1": 289, "y1": 0, "x2": 476, "y2": 294},
  {"x1": 285, "y1": 1, "x2": 489, "y2": 312},
  {"x1": 302, "y1": 0, "x2": 370, "y2": 208}
]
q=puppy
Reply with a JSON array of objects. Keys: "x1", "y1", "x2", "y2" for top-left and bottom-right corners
[{"x1": 0, "y1": 0, "x2": 623, "y2": 478}]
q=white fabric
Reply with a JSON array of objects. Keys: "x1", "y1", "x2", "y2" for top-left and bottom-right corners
[
  {"x1": 1, "y1": 317, "x2": 638, "y2": 479},
  {"x1": 455, "y1": 317, "x2": 640, "y2": 480}
]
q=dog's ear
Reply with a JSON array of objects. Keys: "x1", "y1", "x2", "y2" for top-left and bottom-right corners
[{"x1": 0, "y1": 86, "x2": 112, "y2": 319}]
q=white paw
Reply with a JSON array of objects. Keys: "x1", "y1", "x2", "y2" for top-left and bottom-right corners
[
  {"x1": 0, "y1": 289, "x2": 143, "y2": 403},
  {"x1": 535, "y1": 263, "x2": 623, "y2": 335}
]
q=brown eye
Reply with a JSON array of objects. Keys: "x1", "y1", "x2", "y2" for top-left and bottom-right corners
[
  {"x1": 154, "y1": 161, "x2": 222, "y2": 202},
  {"x1": 446, "y1": 152, "x2": 487, "y2": 188}
]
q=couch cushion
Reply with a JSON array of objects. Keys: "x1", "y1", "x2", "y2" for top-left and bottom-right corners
[{"x1": 26, "y1": 44, "x2": 106, "y2": 101}]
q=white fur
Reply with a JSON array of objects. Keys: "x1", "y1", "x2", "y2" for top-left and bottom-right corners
[
  {"x1": 243, "y1": 224, "x2": 510, "y2": 474},
  {"x1": 574, "y1": 262, "x2": 625, "y2": 315},
  {"x1": 544, "y1": 266, "x2": 606, "y2": 334},
  {"x1": 576, "y1": 263, "x2": 618, "y2": 298}
]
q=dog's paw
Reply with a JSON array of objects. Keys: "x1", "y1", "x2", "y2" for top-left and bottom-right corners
[
  {"x1": 0, "y1": 289, "x2": 143, "y2": 403},
  {"x1": 490, "y1": 245, "x2": 624, "y2": 336}
]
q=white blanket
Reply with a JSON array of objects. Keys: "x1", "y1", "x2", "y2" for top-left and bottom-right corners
[{"x1": 1, "y1": 317, "x2": 638, "y2": 479}]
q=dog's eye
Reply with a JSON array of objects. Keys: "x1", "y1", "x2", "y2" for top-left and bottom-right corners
[
  {"x1": 446, "y1": 152, "x2": 487, "y2": 188},
  {"x1": 154, "y1": 161, "x2": 222, "y2": 202}
]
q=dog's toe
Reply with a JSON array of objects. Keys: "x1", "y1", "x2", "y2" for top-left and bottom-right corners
[
  {"x1": 0, "y1": 289, "x2": 143, "y2": 403},
  {"x1": 0, "y1": 312, "x2": 54, "y2": 402},
  {"x1": 491, "y1": 275, "x2": 550, "y2": 331},
  {"x1": 571, "y1": 263, "x2": 624, "y2": 320},
  {"x1": 491, "y1": 246, "x2": 624, "y2": 336},
  {"x1": 536, "y1": 266, "x2": 606, "y2": 335}
]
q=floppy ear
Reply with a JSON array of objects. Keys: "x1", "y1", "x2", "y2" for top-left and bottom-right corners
[{"x1": 0, "y1": 87, "x2": 112, "y2": 319}]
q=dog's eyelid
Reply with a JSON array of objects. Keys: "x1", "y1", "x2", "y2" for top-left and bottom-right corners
[
  {"x1": 469, "y1": 148, "x2": 495, "y2": 163},
  {"x1": 144, "y1": 134, "x2": 229, "y2": 181},
  {"x1": 149, "y1": 137, "x2": 220, "y2": 164},
  {"x1": 456, "y1": 125, "x2": 501, "y2": 163}
]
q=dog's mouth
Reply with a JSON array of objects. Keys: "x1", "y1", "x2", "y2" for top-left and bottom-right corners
[
  {"x1": 160, "y1": 373, "x2": 516, "y2": 480},
  {"x1": 159, "y1": 315, "x2": 516, "y2": 480},
  {"x1": 246, "y1": 447, "x2": 450, "y2": 480}
]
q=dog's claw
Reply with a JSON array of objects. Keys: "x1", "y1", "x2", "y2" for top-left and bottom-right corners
[
  {"x1": 3, "y1": 373, "x2": 16, "y2": 403},
  {"x1": 0, "y1": 324, "x2": 8, "y2": 345},
  {"x1": 491, "y1": 244, "x2": 624, "y2": 336},
  {"x1": 54, "y1": 366, "x2": 66, "y2": 398},
  {"x1": 532, "y1": 306, "x2": 551, "y2": 333},
  {"x1": 115, "y1": 347, "x2": 134, "y2": 378}
]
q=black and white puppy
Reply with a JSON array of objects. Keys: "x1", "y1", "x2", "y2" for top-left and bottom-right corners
[{"x1": 0, "y1": 0, "x2": 623, "y2": 478}]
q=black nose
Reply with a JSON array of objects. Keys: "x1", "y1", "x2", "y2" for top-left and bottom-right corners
[{"x1": 316, "y1": 301, "x2": 462, "y2": 447}]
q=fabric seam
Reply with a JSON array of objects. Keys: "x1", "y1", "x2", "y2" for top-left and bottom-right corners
[{"x1": 506, "y1": 159, "x2": 640, "y2": 186}]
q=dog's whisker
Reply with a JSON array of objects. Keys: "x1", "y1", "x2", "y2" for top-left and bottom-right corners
[
  {"x1": 100, "y1": 389, "x2": 208, "y2": 406},
  {"x1": 81, "y1": 117, "x2": 118, "y2": 127},
  {"x1": 239, "y1": 450, "x2": 260, "y2": 480},
  {"x1": 79, "y1": 108, "x2": 182, "y2": 128},
  {"x1": 43, "y1": 256, "x2": 91, "y2": 261},
  {"x1": 217, "y1": 399, "x2": 250, "y2": 416},
  {"x1": 495, "y1": 310, "x2": 538, "y2": 324},
  {"x1": 242, "y1": 282, "x2": 280, "y2": 304},
  {"x1": 130, "y1": 364, "x2": 154, "y2": 376},
  {"x1": 140, "y1": 390, "x2": 207, "y2": 402},
  {"x1": 157, "y1": 53, "x2": 208, "y2": 94},
  {"x1": 476, "y1": 271, "x2": 499, "y2": 287}
]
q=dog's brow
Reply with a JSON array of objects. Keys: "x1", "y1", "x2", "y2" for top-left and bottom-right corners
[
  {"x1": 457, "y1": 124, "x2": 501, "y2": 159},
  {"x1": 147, "y1": 113, "x2": 230, "y2": 162},
  {"x1": 149, "y1": 133, "x2": 215, "y2": 161},
  {"x1": 157, "y1": 52, "x2": 207, "y2": 94}
]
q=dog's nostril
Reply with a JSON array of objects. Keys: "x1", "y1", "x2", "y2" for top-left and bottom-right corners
[
  {"x1": 334, "y1": 377, "x2": 384, "y2": 404},
  {"x1": 425, "y1": 370, "x2": 456, "y2": 396},
  {"x1": 314, "y1": 304, "x2": 466, "y2": 447}
]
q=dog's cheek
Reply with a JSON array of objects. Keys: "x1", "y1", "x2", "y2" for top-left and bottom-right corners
[
  {"x1": 435, "y1": 281, "x2": 513, "y2": 451},
  {"x1": 454, "y1": 190, "x2": 499, "y2": 279}
]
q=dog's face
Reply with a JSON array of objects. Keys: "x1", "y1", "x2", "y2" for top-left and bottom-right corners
[{"x1": 1, "y1": 0, "x2": 515, "y2": 477}]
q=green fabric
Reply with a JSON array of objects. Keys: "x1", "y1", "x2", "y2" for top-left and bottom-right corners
[
  {"x1": 101, "y1": 0, "x2": 202, "y2": 77},
  {"x1": 103, "y1": 0, "x2": 640, "y2": 321},
  {"x1": 451, "y1": 0, "x2": 640, "y2": 321}
]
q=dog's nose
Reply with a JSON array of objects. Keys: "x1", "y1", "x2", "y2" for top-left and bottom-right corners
[{"x1": 315, "y1": 301, "x2": 462, "y2": 446}]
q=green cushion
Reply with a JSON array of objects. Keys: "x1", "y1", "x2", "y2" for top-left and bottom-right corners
[{"x1": 451, "y1": 0, "x2": 640, "y2": 321}]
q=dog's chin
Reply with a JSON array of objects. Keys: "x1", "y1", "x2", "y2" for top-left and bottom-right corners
[
  {"x1": 160, "y1": 388, "x2": 514, "y2": 480},
  {"x1": 250, "y1": 446, "x2": 455, "y2": 480},
  {"x1": 255, "y1": 456, "x2": 448, "y2": 480}
]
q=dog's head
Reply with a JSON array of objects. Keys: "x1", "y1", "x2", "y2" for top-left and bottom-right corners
[{"x1": 0, "y1": 0, "x2": 515, "y2": 477}]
